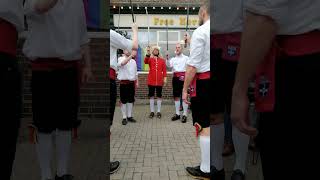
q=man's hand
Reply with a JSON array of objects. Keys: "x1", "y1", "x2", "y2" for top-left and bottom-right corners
[
  {"x1": 184, "y1": 32, "x2": 191, "y2": 45},
  {"x1": 231, "y1": 85, "x2": 257, "y2": 136},
  {"x1": 146, "y1": 46, "x2": 151, "y2": 55},
  {"x1": 183, "y1": 65, "x2": 196, "y2": 105},
  {"x1": 81, "y1": 65, "x2": 93, "y2": 85},
  {"x1": 165, "y1": 51, "x2": 169, "y2": 60},
  {"x1": 163, "y1": 77, "x2": 167, "y2": 86},
  {"x1": 80, "y1": 43, "x2": 92, "y2": 85},
  {"x1": 182, "y1": 88, "x2": 191, "y2": 105},
  {"x1": 132, "y1": 23, "x2": 138, "y2": 33},
  {"x1": 131, "y1": 50, "x2": 137, "y2": 58}
]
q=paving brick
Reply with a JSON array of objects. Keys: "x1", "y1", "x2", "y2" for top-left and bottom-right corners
[
  {"x1": 133, "y1": 173, "x2": 142, "y2": 180},
  {"x1": 111, "y1": 105, "x2": 263, "y2": 180},
  {"x1": 13, "y1": 119, "x2": 106, "y2": 180}
]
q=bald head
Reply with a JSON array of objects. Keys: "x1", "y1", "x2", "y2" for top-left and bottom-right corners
[
  {"x1": 175, "y1": 43, "x2": 183, "y2": 55},
  {"x1": 200, "y1": 0, "x2": 210, "y2": 15},
  {"x1": 198, "y1": 0, "x2": 210, "y2": 26}
]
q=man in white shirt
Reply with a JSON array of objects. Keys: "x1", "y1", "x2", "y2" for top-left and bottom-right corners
[
  {"x1": 0, "y1": 1, "x2": 24, "y2": 179},
  {"x1": 231, "y1": 0, "x2": 320, "y2": 179},
  {"x1": 23, "y1": 1, "x2": 92, "y2": 180},
  {"x1": 182, "y1": 1, "x2": 210, "y2": 179},
  {"x1": 109, "y1": 25, "x2": 138, "y2": 174},
  {"x1": 117, "y1": 50, "x2": 138, "y2": 125},
  {"x1": 166, "y1": 43, "x2": 189, "y2": 123},
  {"x1": 110, "y1": 29, "x2": 138, "y2": 126}
]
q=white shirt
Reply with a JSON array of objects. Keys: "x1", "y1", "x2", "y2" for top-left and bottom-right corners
[
  {"x1": 23, "y1": 0, "x2": 89, "y2": 60},
  {"x1": 0, "y1": 0, "x2": 24, "y2": 31},
  {"x1": 167, "y1": 53, "x2": 188, "y2": 73},
  {"x1": 117, "y1": 56, "x2": 137, "y2": 81},
  {"x1": 246, "y1": 0, "x2": 320, "y2": 35},
  {"x1": 212, "y1": 0, "x2": 244, "y2": 34},
  {"x1": 110, "y1": 30, "x2": 133, "y2": 71},
  {"x1": 187, "y1": 19, "x2": 210, "y2": 73}
]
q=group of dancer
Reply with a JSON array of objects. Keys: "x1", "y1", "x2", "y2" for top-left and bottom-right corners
[
  {"x1": 109, "y1": 0, "x2": 211, "y2": 178},
  {"x1": 111, "y1": 0, "x2": 320, "y2": 180},
  {"x1": 3, "y1": 0, "x2": 320, "y2": 179},
  {"x1": 112, "y1": 32, "x2": 192, "y2": 124}
]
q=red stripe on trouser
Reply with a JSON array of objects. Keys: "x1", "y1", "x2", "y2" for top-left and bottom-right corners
[
  {"x1": 255, "y1": 31, "x2": 320, "y2": 112},
  {"x1": 189, "y1": 71, "x2": 210, "y2": 98}
]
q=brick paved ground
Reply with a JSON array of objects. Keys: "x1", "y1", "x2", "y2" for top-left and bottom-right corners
[
  {"x1": 110, "y1": 105, "x2": 264, "y2": 180},
  {"x1": 11, "y1": 118, "x2": 107, "y2": 180},
  {"x1": 11, "y1": 105, "x2": 263, "y2": 180}
]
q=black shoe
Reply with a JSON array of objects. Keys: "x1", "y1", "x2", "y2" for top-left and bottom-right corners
[
  {"x1": 211, "y1": 166, "x2": 225, "y2": 180},
  {"x1": 109, "y1": 161, "x2": 120, "y2": 174},
  {"x1": 55, "y1": 174, "x2": 74, "y2": 180},
  {"x1": 186, "y1": 166, "x2": 210, "y2": 180},
  {"x1": 181, "y1": 115, "x2": 187, "y2": 123},
  {"x1": 156, "y1": 112, "x2": 161, "y2": 119},
  {"x1": 231, "y1": 170, "x2": 245, "y2": 180},
  {"x1": 171, "y1": 114, "x2": 180, "y2": 121},
  {"x1": 122, "y1": 118, "x2": 127, "y2": 125},
  {"x1": 149, "y1": 112, "x2": 155, "y2": 118},
  {"x1": 127, "y1": 117, "x2": 136, "y2": 123}
]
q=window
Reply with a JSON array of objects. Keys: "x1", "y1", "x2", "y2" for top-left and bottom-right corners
[{"x1": 124, "y1": 29, "x2": 194, "y2": 72}]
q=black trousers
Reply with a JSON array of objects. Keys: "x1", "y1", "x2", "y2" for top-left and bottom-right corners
[
  {"x1": 0, "y1": 53, "x2": 21, "y2": 179},
  {"x1": 172, "y1": 77, "x2": 184, "y2": 98},
  {"x1": 191, "y1": 79, "x2": 210, "y2": 129},
  {"x1": 31, "y1": 67, "x2": 80, "y2": 133},
  {"x1": 120, "y1": 82, "x2": 135, "y2": 104},
  {"x1": 110, "y1": 79, "x2": 117, "y2": 126},
  {"x1": 258, "y1": 53, "x2": 320, "y2": 180},
  {"x1": 148, "y1": 85, "x2": 163, "y2": 98}
]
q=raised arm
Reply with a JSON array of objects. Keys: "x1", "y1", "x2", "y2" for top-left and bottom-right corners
[
  {"x1": 144, "y1": 46, "x2": 151, "y2": 64},
  {"x1": 231, "y1": 11, "x2": 278, "y2": 136},
  {"x1": 118, "y1": 55, "x2": 133, "y2": 66}
]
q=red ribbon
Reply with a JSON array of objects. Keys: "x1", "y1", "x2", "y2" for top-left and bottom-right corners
[{"x1": 195, "y1": 123, "x2": 202, "y2": 137}]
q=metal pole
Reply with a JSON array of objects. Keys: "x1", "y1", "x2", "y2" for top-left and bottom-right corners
[
  {"x1": 146, "y1": 8, "x2": 150, "y2": 47},
  {"x1": 117, "y1": 6, "x2": 121, "y2": 32},
  {"x1": 166, "y1": 19, "x2": 169, "y2": 51},
  {"x1": 185, "y1": 3, "x2": 190, "y2": 48},
  {"x1": 129, "y1": 0, "x2": 135, "y2": 22}
]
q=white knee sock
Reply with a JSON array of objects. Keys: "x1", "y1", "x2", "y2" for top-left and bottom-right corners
[
  {"x1": 174, "y1": 100, "x2": 180, "y2": 115},
  {"x1": 232, "y1": 125, "x2": 250, "y2": 173},
  {"x1": 212, "y1": 123, "x2": 224, "y2": 170},
  {"x1": 121, "y1": 103, "x2": 127, "y2": 119},
  {"x1": 150, "y1": 98, "x2": 155, "y2": 112},
  {"x1": 127, "y1": 103, "x2": 133, "y2": 118},
  {"x1": 182, "y1": 102, "x2": 188, "y2": 116},
  {"x1": 200, "y1": 136, "x2": 210, "y2": 173},
  {"x1": 56, "y1": 130, "x2": 72, "y2": 177},
  {"x1": 36, "y1": 133, "x2": 53, "y2": 180},
  {"x1": 157, "y1": 99, "x2": 162, "y2": 113}
]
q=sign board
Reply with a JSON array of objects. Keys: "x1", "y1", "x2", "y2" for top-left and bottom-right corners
[{"x1": 113, "y1": 14, "x2": 199, "y2": 28}]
